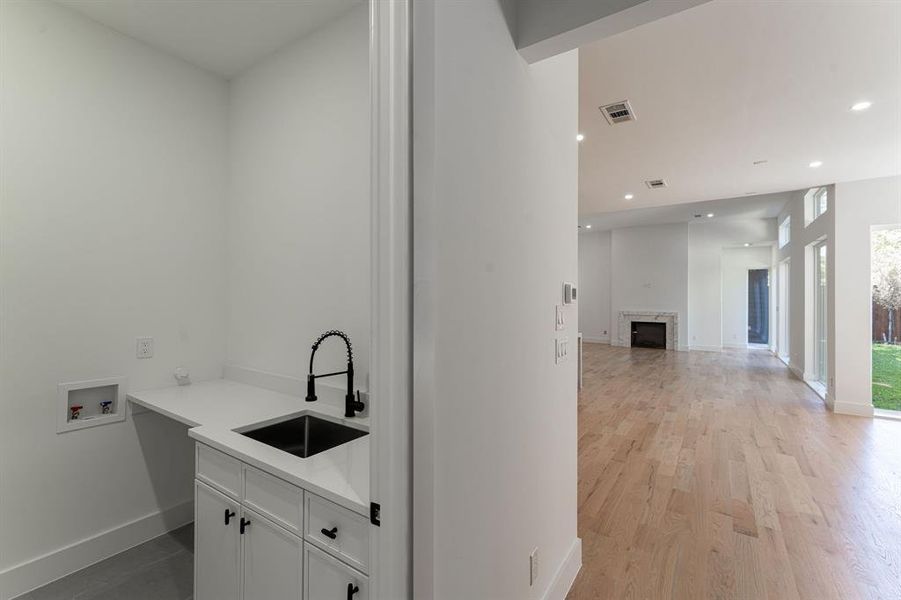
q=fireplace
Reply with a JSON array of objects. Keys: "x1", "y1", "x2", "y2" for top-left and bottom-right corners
[
  {"x1": 616, "y1": 311, "x2": 679, "y2": 350},
  {"x1": 631, "y1": 322, "x2": 666, "y2": 349}
]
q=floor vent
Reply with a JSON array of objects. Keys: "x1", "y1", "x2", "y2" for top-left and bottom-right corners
[
  {"x1": 599, "y1": 100, "x2": 636, "y2": 125},
  {"x1": 645, "y1": 179, "x2": 667, "y2": 189}
]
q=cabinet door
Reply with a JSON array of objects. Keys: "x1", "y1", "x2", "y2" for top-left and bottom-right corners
[
  {"x1": 195, "y1": 481, "x2": 240, "y2": 600},
  {"x1": 241, "y1": 508, "x2": 303, "y2": 600},
  {"x1": 305, "y1": 544, "x2": 369, "y2": 600}
]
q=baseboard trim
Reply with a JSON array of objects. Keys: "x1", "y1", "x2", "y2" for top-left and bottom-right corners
[
  {"x1": 541, "y1": 537, "x2": 582, "y2": 600},
  {"x1": 224, "y1": 364, "x2": 368, "y2": 415},
  {"x1": 0, "y1": 500, "x2": 193, "y2": 600},
  {"x1": 581, "y1": 336, "x2": 609, "y2": 344},
  {"x1": 690, "y1": 345, "x2": 722, "y2": 352},
  {"x1": 833, "y1": 401, "x2": 874, "y2": 418}
]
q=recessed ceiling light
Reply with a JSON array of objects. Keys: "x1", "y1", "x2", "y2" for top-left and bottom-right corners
[
  {"x1": 744, "y1": 243, "x2": 751, "y2": 247},
  {"x1": 585, "y1": 224, "x2": 592, "y2": 229},
  {"x1": 851, "y1": 101, "x2": 872, "y2": 112},
  {"x1": 706, "y1": 213, "x2": 714, "y2": 218},
  {"x1": 809, "y1": 160, "x2": 823, "y2": 168},
  {"x1": 624, "y1": 194, "x2": 634, "y2": 200},
  {"x1": 576, "y1": 133, "x2": 585, "y2": 142}
]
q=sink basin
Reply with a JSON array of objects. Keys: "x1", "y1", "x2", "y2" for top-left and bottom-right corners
[{"x1": 239, "y1": 414, "x2": 367, "y2": 458}]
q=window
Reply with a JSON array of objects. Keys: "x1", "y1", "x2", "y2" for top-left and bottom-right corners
[
  {"x1": 778, "y1": 216, "x2": 791, "y2": 248},
  {"x1": 813, "y1": 187, "x2": 828, "y2": 220},
  {"x1": 777, "y1": 259, "x2": 790, "y2": 361},
  {"x1": 804, "y1": 187, "x2": 828, "y2": 225},
  {"x1": 813, "y1": 240, "x2": 828, "y2": 386}
]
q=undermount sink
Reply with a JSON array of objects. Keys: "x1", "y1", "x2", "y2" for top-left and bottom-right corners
[{"x1": 239, "y1": 414, "x2": 367, "y2": 458}]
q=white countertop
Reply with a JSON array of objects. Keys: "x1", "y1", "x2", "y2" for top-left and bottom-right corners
[{"x1": 128, "y1": 379, "x2": 370, "y2": 516}]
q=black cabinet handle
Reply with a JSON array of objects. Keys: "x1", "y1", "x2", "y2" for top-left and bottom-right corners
[
  {"x1": 240, "y1": 517, "x2": 251, "y2": 535},
  {"x1": 224, "y1": 509, "x2": 235, "y2": 526},
  {"x1": 347, "y1": 583, "x2": 360, "y2": 599},
  {"x1": 321, "y1": 526, "x2": 338, "y2": 540}
]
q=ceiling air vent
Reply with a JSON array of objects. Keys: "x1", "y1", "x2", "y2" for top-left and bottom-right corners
[
  {"x1": 645, "y1": 179, "x2": 667, "y2": 189},
  {"x1": 599, "y1": 100, "x2": 636, "y2": 125}
]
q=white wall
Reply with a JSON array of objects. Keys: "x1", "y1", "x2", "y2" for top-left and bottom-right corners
[
  {"x1": 833, "y1": 176, "x2": 901, "y2": 416},
  {"x1": 610, "y1": 224, "x2": 689, "y2": 349},
  {"x1": 226, "y1": 6, "x2": 370, "y2": 395},
  {"x1": 0, "y1": 1, "x2": 228, "y2": 596},
  {"x1": 577, "y1": 230, "x2": 611, "y2": 342},
  {"x1": 413, "y1": 0, "x2": 580, "y2": 597},
  {"x1": 687, "y1": 219, "x2": 775, "y2": 350},
  {"x1": 721, "y1": 246, "x2": 773, "y2": 347},
  {"x1": 579, "y1": 218, "x2": 778, "y2": 351}
]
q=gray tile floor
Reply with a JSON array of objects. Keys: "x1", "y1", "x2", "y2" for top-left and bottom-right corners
[{"x1": 17, "y1": 525, "x2": 193, "y2": 600}]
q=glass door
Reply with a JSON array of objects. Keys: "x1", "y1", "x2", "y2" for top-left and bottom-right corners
[
  {"x1": 748, "y1": 269, "x2": 770, "y2": 344},
  {"x1": 871, "y1": 227, "x2": 901, "y2": 411}
]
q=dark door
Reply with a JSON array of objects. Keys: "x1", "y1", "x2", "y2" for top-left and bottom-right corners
[{"x1": 748, "y1": 269, "x2": 769, "y2": 344}]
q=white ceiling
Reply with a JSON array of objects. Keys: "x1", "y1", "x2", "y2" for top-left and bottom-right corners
[
  {"x1": 578, "y1": 0, "x2": 901, "y2": 217},
  {"x1": 580, "y1": 191, "x2": 791, "y2": 232},
  {"x1": 55, "y1": 0, "x2": 362, "y2": 78}
]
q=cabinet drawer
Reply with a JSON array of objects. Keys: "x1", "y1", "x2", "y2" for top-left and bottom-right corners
[
  {"x1": 305, "y1": 493, "x2": 369, "y2": 573},
  {"x1": 304, "y1": 543, "x2": 368, "y2": 600},
  {"x1": 196, "y1": 444, "x2": 242, "y2": 499},
  {"x1": 243, "y1": 465, "x2": 304, "y2": 533}
]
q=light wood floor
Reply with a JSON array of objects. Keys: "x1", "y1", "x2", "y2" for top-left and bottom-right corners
[{"x1": 568, "y1": 343, "x2": 901, "y2": 600}]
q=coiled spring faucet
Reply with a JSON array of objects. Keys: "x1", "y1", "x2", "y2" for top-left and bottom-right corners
[{"x1": 306, "y1": 330, "x2": 365, "y2": 418}]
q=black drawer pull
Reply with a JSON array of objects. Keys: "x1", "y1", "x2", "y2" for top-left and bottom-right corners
[
  {"x1": 347, "y1": 583, "x2": 360, "y2": 599},
  {"x1": 224, "y1": 509, "x2": 235, "y2": 526},
  {"x1": 321, "y1": 526, "x2": 338, "y2": 539},
  {"x1": 240, "y1": 517, "x2": 251, "y2": 535}
]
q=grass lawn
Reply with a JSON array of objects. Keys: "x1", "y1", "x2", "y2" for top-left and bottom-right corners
[{"x1": 873, "y1": 343, "x2": 901, "y2": 411}]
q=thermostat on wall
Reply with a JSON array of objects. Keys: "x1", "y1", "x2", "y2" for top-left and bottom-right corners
[{"x1": 563, "y1": 282, "x2": 577, "y2": 304}]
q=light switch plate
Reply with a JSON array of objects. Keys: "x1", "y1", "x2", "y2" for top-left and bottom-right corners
[
  {"x1": 555, "y1": 337, "x2": 569, "y2": 364},
  {"x1": 555, "y1": 305, "x2": 565, "y2": 331}
]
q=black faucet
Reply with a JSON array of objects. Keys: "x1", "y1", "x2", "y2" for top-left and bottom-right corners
[{"x1": 306, "y1": 330, "x2": 365, "y2": 418}]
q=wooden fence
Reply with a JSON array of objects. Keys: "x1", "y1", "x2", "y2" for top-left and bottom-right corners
[{"x1": 873, "y1": 303, "x2": 901, "y2": 343}]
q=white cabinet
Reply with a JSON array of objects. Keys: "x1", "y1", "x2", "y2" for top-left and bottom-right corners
[
  {"x1": 305, "y1": 544, "x2": 368, "y2": 600},
  {"x1": 195, "y1": 481, "x2": 240, "y2": 600},
  {"x1": 242, "y1": 508, "x2": 304, "y2": 600},
  {"x1": 194, "y1": 443, "x2": 369, "y2": 600}
]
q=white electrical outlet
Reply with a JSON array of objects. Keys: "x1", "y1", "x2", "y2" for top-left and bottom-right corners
[
  {"x1": 136, "y1": 337, "x2": 154, "y2": 359},
  {"x1": 530, "y1": 547, "x2": 539, "y2": 586}
]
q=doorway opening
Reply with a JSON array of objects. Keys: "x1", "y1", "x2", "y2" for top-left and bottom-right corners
[
  {"x1": 748, "y1": 269, "x2": 770, "y2": 345},
  {"x1": 871, "y1": 227, "x2": 901, "y2": 412}
]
